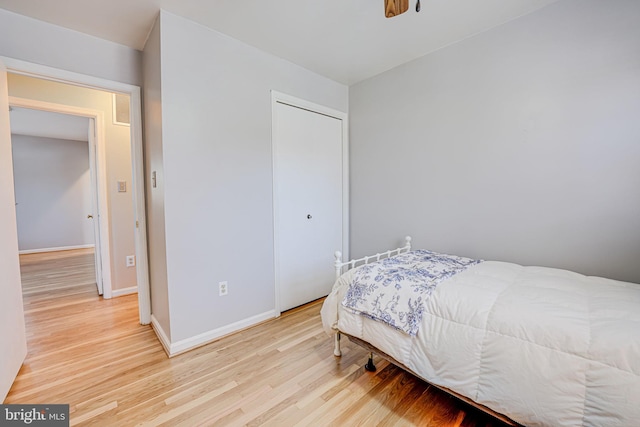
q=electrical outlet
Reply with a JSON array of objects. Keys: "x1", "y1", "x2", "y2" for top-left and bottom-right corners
[
  {"x1": 219, "y1": 281, "x2": 228, "y2": 296},
  {"x1": 126, "y1": 255, "x2": 136, "y2": 267}
]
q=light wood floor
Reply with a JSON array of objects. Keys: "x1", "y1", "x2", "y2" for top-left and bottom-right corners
[{"x1": 6, "y1": 249, "x2": 507, "y2": 426}]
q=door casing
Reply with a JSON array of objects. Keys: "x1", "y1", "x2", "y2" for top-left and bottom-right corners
[
  {"x1": 1, "y1": 56, "x2": 151, "y2": 325},
  {"x1": 9, "y1": 97, "x2": 109, "y2": 296}
]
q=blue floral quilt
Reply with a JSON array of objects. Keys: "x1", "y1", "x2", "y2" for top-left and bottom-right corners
[{"x1": 341, "y1": 250, "x2": 482, "y2": 336}]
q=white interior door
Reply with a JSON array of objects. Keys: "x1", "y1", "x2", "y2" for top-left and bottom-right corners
[
  {"x1": 0, "y1": 60, "x2": 28, "y2": 400},
  {"x1": 274, "y1": 100, "x2": 344, "y2": 312},
  {"x1": 87, "y1": 118, "x2": 103, "y2": 295}
]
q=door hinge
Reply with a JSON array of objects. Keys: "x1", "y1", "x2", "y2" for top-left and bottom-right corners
[{"x1": 136, "y1": 220, "x2": 139, "y2": 228}]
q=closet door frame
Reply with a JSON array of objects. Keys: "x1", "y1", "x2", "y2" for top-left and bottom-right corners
[{"x1": 271, "y1": 90, "x2": 349, "y2": 315}]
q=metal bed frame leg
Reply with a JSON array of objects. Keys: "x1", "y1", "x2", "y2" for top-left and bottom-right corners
[
  {"x1": 364, "y1": 352, "x2": 377, "y2": 372},
  {"x1": 333, "y1": 332, "x2": 342, "y2": 357}
]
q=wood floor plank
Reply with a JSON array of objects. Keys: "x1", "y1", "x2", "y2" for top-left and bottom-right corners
[{"x1": 5, "y1": 249, "x2": 510, "y2": 426}]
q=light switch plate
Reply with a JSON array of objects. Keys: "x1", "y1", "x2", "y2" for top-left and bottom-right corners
[{"x1": 117, "y1": 180, "x2": 127, "y2": 192}]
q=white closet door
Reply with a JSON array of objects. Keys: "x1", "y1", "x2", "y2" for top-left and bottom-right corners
[{"x1": 274, "y1": 101, "x2": 343, "y2": 312}]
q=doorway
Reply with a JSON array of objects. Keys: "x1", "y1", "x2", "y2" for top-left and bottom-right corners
[
  {"x1": 0, "y1": 56, "x2": 150, "y2": 324},
  {"x1": 10, "y1": 104, "x2": 106, "y2": 296},
  {"x1": 272, "y1": 91, "x2": 349, "y2": 313}
]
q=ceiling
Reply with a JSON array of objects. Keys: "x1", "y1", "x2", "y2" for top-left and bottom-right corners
[
  {"x1": 0, "y1": 0, "x2": 559, "y2": 84},
  {"x1": 10, "y1": 107, "x2": 90, "y2": 142}
]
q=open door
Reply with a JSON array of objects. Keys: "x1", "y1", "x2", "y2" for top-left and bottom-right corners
[
  {"x1": 0, "y1": 61, "x2": 28, "y2": 400},
  {"x1": 87, "y1": 117, "x2": 104, "y2": 295}
]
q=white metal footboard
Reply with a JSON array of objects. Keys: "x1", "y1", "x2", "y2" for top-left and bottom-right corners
[
  {"x1": 332, "y1": 236, "x2": 412, "y2": 356},
  {"x1": 334, "y1": 236, "x2": 412, "y2": 279}
]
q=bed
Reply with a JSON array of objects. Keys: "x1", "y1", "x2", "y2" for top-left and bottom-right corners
[{"x1": 320, "y1": 237, "x2": 640, "y2": 426}]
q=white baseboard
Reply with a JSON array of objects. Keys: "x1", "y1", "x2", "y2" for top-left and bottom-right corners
[
  {"x1": 169, "y1": 310, "x2": 277, "y2": 356},
  {"x1": 19, "y1": 244, "x2": 95, "y2": 255},
  {"x1": 150, "y1": 315, "x2": 172, "y2": 356},
  {"x1": 112, "y1": 286, "x2": 137, "y2": 297},
  {"x1": 151, "y1": 310, "x2": 277, "y2": 357}
]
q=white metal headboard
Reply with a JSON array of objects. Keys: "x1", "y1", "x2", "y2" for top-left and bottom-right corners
[{"x1": 334, "y1": 236, "x2": 412, "y2": 279}]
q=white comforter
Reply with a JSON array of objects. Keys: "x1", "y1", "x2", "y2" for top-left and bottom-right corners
[{"x1": 321, "y1": 260, "x2": 640, "y2": 426}]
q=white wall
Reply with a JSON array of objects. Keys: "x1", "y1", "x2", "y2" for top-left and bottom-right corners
[
  {"x1": 0, "y1": 65, "x2": 27, "y2": 402},
  {"x1": 142, "y1": 16, "x2": 171, "y2": 340},
  {"x1": 8, "y1": 74, "x2": 137, "y2": 291},
  {"x1": 350, "y1": 0, "x2": 640, "y2": 283},
  {"x1": 150, "y1": 11, "x2": 348, "y2": 346},
  {"x1": 0, "y1": 8, "x2": 141, "y2": 86},
  {"x1": 12, "y1": 134, "x2": 94, "y2": 252}
]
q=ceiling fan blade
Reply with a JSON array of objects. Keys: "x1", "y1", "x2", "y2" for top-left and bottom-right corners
[{"x1": 385, "y1": 0, "x2": 409, "y2": 18}]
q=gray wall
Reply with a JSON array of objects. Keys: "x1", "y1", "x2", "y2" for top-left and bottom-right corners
[
  {"x1": 12, "y1": 134, "x2": 94, "y2": 251},
  {"x1": 152, "y1": 11, "x2": 348, "y2": 343},
  {"x1": 350, "y1": 0, "x2": 640, "y2": 283},
  {"x1": 142, "y1": 16, "x2": 171, "y2": 339},
  {"x1": 0, "y1": 8, "x2": 141, "y2": 86}
]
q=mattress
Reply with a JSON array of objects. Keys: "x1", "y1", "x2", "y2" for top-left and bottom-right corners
[{"x1": 321, "y1": 259, "x2": 640, "y2": 426}]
